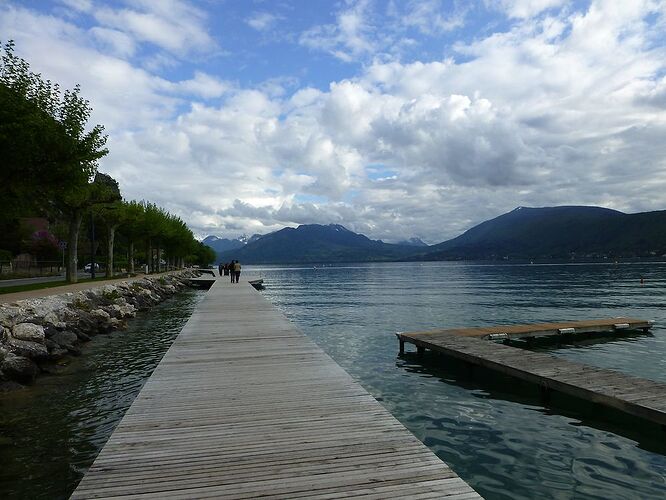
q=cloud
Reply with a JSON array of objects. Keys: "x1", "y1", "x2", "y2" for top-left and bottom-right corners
[
  {"x1": 93, "y1": 2, "x2": 215, "y2": 55},
  {"x1": 299, "y1": 0, "x2": 376, "y2": 62},
  {"x1": 490, "y1": 0, "x2": 568, "y2": 19},
  {"x1": 90, "y1": 27, "x2": 136, "y2": 57},
  {"x1": 3, "y1": 0, "x2": 666, "y2": 245},
  {"x1": 175, "y1": 72, "x2": 234, "y2": 99},
  {"x1": 246, "y1": 11, "x2": 283, "y2": 32},
  {"x1": 395, "y1": 0, "x2": 467, "y2": 35}
]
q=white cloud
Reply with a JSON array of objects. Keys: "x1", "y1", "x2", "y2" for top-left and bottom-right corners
[
  {"x1": 175, "y1": 72, "x2": 233, "y2": 99},
  {"x1": 397, "y1": 0, "x2": 467, "y2": 35},
  {"x1": 90, "y1": 26, "x2": 136, "y2": 57},
  {"x1": 3, "y1": 0, "x2": 666, "y2": 244},
  {"x1": 93, "y1": 4, "x2": 214, "y2": 55},
  {"x1": 59, "y1": 0, "x2": 93, "y2": 14},
  {"x1": 299, "y1": 0, "x2": 376, "y2": 62},
  {"x1": 246, "y1": 11, "x2": 282, "y2": 31},
  {"x1": 491, "y1": 0, "x2": 568, "y2": 19}
]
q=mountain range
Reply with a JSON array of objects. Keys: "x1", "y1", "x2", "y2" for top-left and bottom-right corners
[
  {"x1": 204, "y1": 206, "x2": 666, "y2": 264},
  {"x1": 214, "y1": 224, "x2": 417, "y2": 264}
]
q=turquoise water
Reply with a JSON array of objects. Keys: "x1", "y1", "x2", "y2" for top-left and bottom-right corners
[{"x1": 247, "y1": 261, "x2": 666, "y2": 500}]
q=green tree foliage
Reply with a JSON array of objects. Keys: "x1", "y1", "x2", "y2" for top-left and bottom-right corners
[
  {"x1": 0, "y1": 40, "x2": 109, "y2": 282},
  {"x1": 191, "y1": 241, "x2": 216, "y2": 267},
  {"x1": 1, "y1": 41, "x2": 208, "y2": 276}
]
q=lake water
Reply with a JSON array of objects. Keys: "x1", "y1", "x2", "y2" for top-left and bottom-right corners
[
  {"x1": 251, "y1": 261, "x2": 666, "y2": 500},
  {"x1": 2, "y1": 262, "x2": 666, "y2": 499},
  {"x1": 0, "y1": 289, "x2": 205, "y2": 499}
]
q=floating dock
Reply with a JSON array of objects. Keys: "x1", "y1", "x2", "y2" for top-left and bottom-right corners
[
  {"x1": 398, "y1": 319, "x2": 666, "y2": 427},
  {"x1": 72, "y1": 278, "x2": 480, "y2": 499},
  {"x1": 401, "y1": 317, "x2": 652, "y2": 342}
]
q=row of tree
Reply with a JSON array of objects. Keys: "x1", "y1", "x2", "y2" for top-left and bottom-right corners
[{"x1": 0, "y1": 41, "x2": 214, "y2": 282}]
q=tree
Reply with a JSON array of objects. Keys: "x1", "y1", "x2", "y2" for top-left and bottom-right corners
[
  {"x1": 95, "y1": 197, "x2": 126, "y2": 278},
  {"x1": 117, "y1": 201, "x2": 145, "y2": 274},
  {"x1": 60, "y1": 172, "x2": 119, "y2": 282},
  {"x1": 0, "y1": 40, "x2": 109, "y2": 282}
]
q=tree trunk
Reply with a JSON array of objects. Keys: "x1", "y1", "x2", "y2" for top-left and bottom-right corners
[
  {"x1": 156, "y1": 242, "x2": 161, "y2": 272},
  {"x1": 66, "y1": 210, "x2": 83, "y2": 284},
  {"x1": 146, "y1": 241, "x2": 151, "y2": 273},
  {"x1": 106, "y1": 225, "x2": 116, "y2": 278},
  {"x1": 129, "y1": 240, "x2": 135, "y2": 274}
]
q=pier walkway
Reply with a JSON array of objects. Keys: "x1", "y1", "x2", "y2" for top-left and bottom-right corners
[
  {"x1": 72, "y1": 279, "x2": 480, "y2": 499},
  {"x1": 399, "y1": 321, "x2": 666, "y2": 427}
]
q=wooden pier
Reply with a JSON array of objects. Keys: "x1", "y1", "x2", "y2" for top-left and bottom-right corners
[
  {"x1": 398, "y1": 319, "x2": 666, "y2": 427},
  {"x1": 400, "y1": 317, "x2": 652, "y2": 342},
  {"x1": 72, "y1": 278, "x2": 480, "y2": 499}
]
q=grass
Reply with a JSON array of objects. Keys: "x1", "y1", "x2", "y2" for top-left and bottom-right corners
[{"x1": 0, "y1": 274, "x2": 139, "y2": 295}]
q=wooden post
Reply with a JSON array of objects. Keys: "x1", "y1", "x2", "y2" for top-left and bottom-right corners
[
  {"x1": 399, "y1": 338, "x2": 405, "y2": 355},
  {"x1": 417, "y1": 346, "x2": 425, "y2": 358}
]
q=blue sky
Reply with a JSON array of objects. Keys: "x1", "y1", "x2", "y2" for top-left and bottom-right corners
[{"x1": 3, "y1": 0, "x2": 666, "y2": 242}]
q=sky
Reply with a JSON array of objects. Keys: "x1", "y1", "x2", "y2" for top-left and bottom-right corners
[{"x1": 2, "y1": 0, "x2": 666, "y2": 243}]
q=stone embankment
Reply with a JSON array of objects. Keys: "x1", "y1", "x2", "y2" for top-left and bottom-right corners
[{"x1": 0, "y1": 270, "x2": 199, "y2": 390}]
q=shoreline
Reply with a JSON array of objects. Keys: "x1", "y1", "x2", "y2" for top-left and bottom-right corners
[{"x1": 0, "y1": 270, "x2": 200, "y2": 390}]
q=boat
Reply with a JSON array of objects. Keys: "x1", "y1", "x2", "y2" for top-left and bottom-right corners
[{"x1": 248, "y1": 279, "x2": 265, "y2": 290}]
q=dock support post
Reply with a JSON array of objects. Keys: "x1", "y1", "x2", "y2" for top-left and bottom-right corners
[
  {"x1": 399, "y1": 338, "x2": 405, "y2": 355},
  {"x1": 539, "y1": 385, "x2": 551, "y2": 404},
  {"x1": 417, "y1": 346, "x2": 425, "y2": 358}
]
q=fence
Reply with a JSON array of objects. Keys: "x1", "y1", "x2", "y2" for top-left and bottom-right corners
[{"x1": 0, "y1": 260, "x2": 64, "y2": 278}]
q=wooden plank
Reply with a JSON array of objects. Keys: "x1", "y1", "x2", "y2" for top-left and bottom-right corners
[
  {"x1": 72, "y1": 278, "x2": 480, "y2": 499},
  {"x1": 399, "y1": 329, "x2": 666, "y2": 426},
  {"x1": 405, "y1": 317, "x2": 653, "y2": 340}
]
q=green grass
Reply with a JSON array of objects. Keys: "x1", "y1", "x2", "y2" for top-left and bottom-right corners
[{"x1": 0, "y1": 275, "x2": 138, "y2": 295}]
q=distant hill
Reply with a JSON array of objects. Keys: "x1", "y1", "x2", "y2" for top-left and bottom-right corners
[
  {"x1": 202, "y1": 235, "x2": 245, "y2": 254},
  {"x1": 203, "y1": 234, "x2": 264, "y2": 262},
  {"x1": 398, "y1": 237, "x2": 428, "y2": 247},
  {"x1": 416, "y1": 206, "x2": 666, "y2": 261},
  {"x1": 217, "y1": 224, "x2": 416, "y2": 264}
]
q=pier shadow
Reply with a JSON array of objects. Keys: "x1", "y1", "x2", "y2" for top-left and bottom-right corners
[{"x1": 397, "y1": 349, "x2": 666, "y2": 456}]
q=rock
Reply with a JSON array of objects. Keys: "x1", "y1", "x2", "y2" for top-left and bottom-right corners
[
  {"x1": 74, "y1": 331, "x2": 91, "y2": 342},
  {"x1": 91, "y1": 309, "x2": 111, "y2": 322},
  {"x1": 106, "y1": 303, "x2": 136, "y2": 319},
  {"x1": 1, "y1": 355, "x2": 38, "y2": 384},
  {"x1": 0, "y1": 380, "x2": 25, "y2": 392},
  {"x1": 43, "y1": 311, "x2": 66, "y2": 330},
  {"x1": 0, "y1": 305, "x2": 27, "y2": 328},
  {"x1": 43, "y1": 325, "x2": 60, "y2": 339},
  {"x1": 51, "y1": 331, "x2": 79, "y2": 351},
  {"x1": 44, "y1": 339, "x2": 69, "y2": 359},
  {"x1": 5, "y1": 336, "x2": 49, "y2": 360},
  {"x1": 11, "y1": 323, "x2": 45, "y2": 343}
]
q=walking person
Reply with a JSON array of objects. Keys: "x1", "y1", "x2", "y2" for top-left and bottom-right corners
[
  {"x1": 234, "y1": 260, "x2": 241, "y2": 284},
  {"x1": 229, "y1": 261, "x2": 235, "y2": 283}
]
